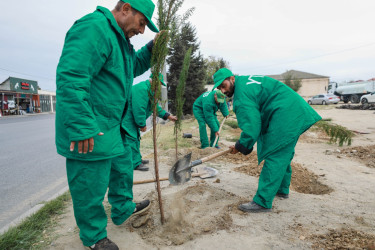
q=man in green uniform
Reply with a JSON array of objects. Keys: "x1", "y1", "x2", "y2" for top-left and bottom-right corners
[
  {"x1": 56, "y1": 1, "x2": 160, "y2": 249},
  {"x1": 213, "y1": 68, "x2": 321, "y2": 213},
  {"x1": 123, "y1": 73, "x2": 177, "y2": 171},
  {"x1": 193, "y1": 89, "x2": 229, "y2": 149}
]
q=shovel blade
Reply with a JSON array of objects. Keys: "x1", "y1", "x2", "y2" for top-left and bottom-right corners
[{"x1": 169, "y1": 153, "x2": 192, "y2": 185}]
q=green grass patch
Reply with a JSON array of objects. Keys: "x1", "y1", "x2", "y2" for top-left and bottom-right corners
[
  {"x1": 0, "y1": 192, "x2": 71, "y2": 250},
  {"x1": 225, "y1": 120, "x2": 239, "y2": 129},
  {"x1": 314, "y1": 120, "x2": 354, "y2": 146}
]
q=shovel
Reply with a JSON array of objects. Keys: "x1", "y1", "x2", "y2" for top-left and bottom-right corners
[
  {"x1": 212, "y1": 116, "x2": 227, "y2": 147},
  {"x1": 133, "y1": 166, "x2": 218, "y2": 185},
  {"x1": 169, "y1": 148, "x2": 231, "y2": 185}
]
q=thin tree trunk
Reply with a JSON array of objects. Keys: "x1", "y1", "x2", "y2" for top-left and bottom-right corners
[
  {"x1": 175, "y1": 127, "x2": 178, "y2": 161},
  {"x1": 153, "y1": 99, "x2": 165, "y2": 224}
]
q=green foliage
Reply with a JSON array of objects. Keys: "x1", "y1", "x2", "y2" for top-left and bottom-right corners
[
  {"x1": 167, "y1": 22, "x2": 206, "y2": 114},
  {"x1": 225, "y1": 120, "x2": 239, "y2": 129},
  {"x1": 156, "y1": 0, "x2": 195, "y2": 48},
  {"x1": 204, "y1": 56, "x2": 230, "y2": 85},
  {"x1": 315, "y1": 121, "x2": 353, "y2": 146},
  {"x1": 0, "y1": 192, "x2": 70, "y2": 250},
  {"x1": 150, "y1": 31, "x2": 170, "y2": 112},
  {"x1": 283, "y1": 71, "x2": 302, "y2": 92},
  {"x1": 175, "y1": 47, "x2": 192, "y2": 131}
]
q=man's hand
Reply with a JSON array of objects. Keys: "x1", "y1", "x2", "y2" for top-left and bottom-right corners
[
  {"x1": 140, "y1": 126, "x2": 147, "y2": 132},
  {"x1": 229, "y1": 145, "x2": 239, "y2": 154},
  {"x1": 70, "y1": 132, "x2": 104, "y2": 154},
  {"x1": 153, "y1": 30, "x2": 166, "y2": 44},
  {"x1": 168, "y1": 115, "x2": 177, "y2": 122},
  {"x1": 215, "y1": 131, "x2": 220, "y2": 137}
]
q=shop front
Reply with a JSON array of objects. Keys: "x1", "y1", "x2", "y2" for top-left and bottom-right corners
[{"x1": 0, "y1": 77, "x2": 39, "y2": 116}]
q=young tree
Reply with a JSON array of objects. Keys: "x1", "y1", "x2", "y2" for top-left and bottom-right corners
[
  {"x1": 283, "y1": 71, "x2": 302, "y2": 92},
  {"x1": 174, "y1": 47, "x2": 192, "y2": 160},
  {"x1": 204, "y1": 56, "x2": 230, "y2": 85},
  {"x1": 167, "y1": 22, "x2": 206, "y2": 115}
]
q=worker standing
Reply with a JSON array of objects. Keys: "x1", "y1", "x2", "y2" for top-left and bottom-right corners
[
  {"x1": 123, "y1": 73, "x2": 177, "y2": 171},
  {"x1": 55, "y1": 1, "x2": 160, "y2": 249},
  {"x1": 213, "y1": 68, "x2": 321, "y2": 213},
  {"x1": 193, "y1": 89, "x2": 229, "y2": 149}
]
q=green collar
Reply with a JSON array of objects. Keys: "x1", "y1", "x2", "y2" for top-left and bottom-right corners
[{"x1": 96, "y1": 6, "x2": 127, "y2": 42}]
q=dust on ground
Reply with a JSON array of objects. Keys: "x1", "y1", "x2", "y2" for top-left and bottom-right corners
[
  {"x1": 309, "y1": 228, "x2": 375, "y2": 249},
  {"x1": 45, "y1": 107, "x2": 375, "y2": 249},
  {"x1": 335, "y1": 145, "x2": 375, "y2": 168},
  {"x1": 126, "y1": 183, "x2": 242, "y2": 247}
]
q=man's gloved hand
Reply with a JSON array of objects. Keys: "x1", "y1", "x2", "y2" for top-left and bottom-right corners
[{"x1": 140, "y1": 126, "x2": 147, "y2": 132}]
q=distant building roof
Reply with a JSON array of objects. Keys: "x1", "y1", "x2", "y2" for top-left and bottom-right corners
[
  {"x1": 368, "y1": 78, "x2": 375, "y2": 81},
  {"x1": 267, "y1": 70, "x2": 329, "y2": 80}
]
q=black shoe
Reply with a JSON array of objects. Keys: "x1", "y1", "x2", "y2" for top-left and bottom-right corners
[
  {"x1": 214, "y1": 145, "x2": 221, "y2": 149},
  {"x1": 141, "y1": 159, "x2": 149, "y2": 164},
  {"x1": 238, "y1": 201, "x2": 272, "y2": 213},
  {"x1": 89, "y1": 237, "x2": 119, "y2": 250},
  {"x1": 135, "y1": 163, "x2": 149, "y2": 171},
  {"x1": 131, "y1": 200, "x2": 151, "y2": 217},
  {"x1": 276, "y1": 193, "x2": 289, "y2": 199}
]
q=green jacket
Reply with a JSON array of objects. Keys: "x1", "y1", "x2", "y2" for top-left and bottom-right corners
[
  {"x1": 193, "y1": 91, "x2": 229, "y2": 132},
  {"x1": 123, "y1": 79, "x2": 169, "y2": 139},
  {"x1": 55, "y1": 6, "x2": 152, "y2": 161},
  {"x1": 232, "y1": 75, "x2": 322, "y2": 163}
]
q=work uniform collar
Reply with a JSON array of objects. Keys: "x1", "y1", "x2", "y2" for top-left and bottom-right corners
[{"x1": 96, "y1": 6, "x2": 128, "y2": 42}]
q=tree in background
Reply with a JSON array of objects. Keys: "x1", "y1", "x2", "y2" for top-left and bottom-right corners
[
  {"x1": 167, "y1": 22, "x2": 206, "y2": 115},
  {"x1": 204, "y1": 56, "x2": 230, "y2": 85},
  {"x1": 174, "y1": 47, "x2": 192, "y2": 160},
  {"x1": 283, "y1": 71, "x2": 302, "y2": 92}
]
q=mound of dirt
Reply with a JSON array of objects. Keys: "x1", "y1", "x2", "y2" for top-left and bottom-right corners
[
  {"x1": 234, "y1": 161, "x2": 333, "y2": 195},
  {"x1": 335, "y1": 145, "x2": 375, "y2": 168},
  {"x1": 309, "y1": 228, "x2": 375, "y2": 249},
  {"x1": 337, "y1": 103, "x2": 375, "y2": 110},
  {"x1": 128, "y1": 183, "x2": 241, "y2": 247}
]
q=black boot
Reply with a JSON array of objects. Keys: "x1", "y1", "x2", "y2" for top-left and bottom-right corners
[
  {"x1": 276, "y1": 193, "x2": 289, "y2": 199},
  {"x1": 238, "y1": 201, "x2": 272, "y2": 213},
  {"x1": 135, "y1": 163, "x2": 149, "y2": 171},
  {"x1": 89, "y1": 237, "x2": 119, "y2": 250},
  {"x1": 141, "y1": 159, "x2": 149, "y2": 164}
]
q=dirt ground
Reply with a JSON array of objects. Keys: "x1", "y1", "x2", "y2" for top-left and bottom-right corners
[{"x1": 47, "y1": 105, "x2": 375, "y2": 250}]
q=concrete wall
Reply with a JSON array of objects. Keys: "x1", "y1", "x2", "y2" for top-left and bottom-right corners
[{"x1": 297, "y1": 78, "x2": 329, "y2": 97}]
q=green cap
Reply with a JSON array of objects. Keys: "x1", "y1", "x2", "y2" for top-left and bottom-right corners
[
  {"x1": 121, "y1": 0, "x2": 159, "y2": 33},
  {"x1": 212, "y1": 68, "x2": 234, "y2": 90},
  {"x1": 215, "y1": 89, "x2": 226, "y2": 103},
  {"x1": 150, "y1": 73, "x2": 166, "y2": 86}
]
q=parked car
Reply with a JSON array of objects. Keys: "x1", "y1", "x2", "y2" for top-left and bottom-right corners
[
  {"x1": 360, "y1": 92, "x2": 375, "y2": 104},
  {"x1": 307, "y1": 94, "x2": 340, "y2": 105}
]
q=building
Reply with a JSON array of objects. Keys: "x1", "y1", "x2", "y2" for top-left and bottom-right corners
[
  {"x1": 267, "y1": 70, "x2": 330, "y2": 97},
  {"x1": 0, "y1": 76, "x2": 56, "y2": 116}
]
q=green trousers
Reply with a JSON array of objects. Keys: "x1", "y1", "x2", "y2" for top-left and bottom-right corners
[
  {"x1": 126, "y1": 134, "x2": 142, "y2": 169},
  {"x1": 66, "y1": 137, "x2": 136, "y2": 247},
  {"x1": 253, "y1": 138, "x2": 298, "y2": 209},
  {"x1": 193, "y1": 108, "x2": 219, "y2": 149}
]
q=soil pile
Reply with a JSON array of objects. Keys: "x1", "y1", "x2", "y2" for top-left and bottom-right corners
[
  {"x1": 234, "y1": 161, "x2": 333, "y2": 195},
  {"x1": 309, "y1": 228, "x2": 375, "y2": 249},
  {"x1": 128, "y1": 183, "x2": 241, "y2": 247},
  {"x1": 335, "y1": 145, "x2": 375, "y2": 168},
  {"x1": 336, "y1": 103, "x2": 375, "y2": 110}
]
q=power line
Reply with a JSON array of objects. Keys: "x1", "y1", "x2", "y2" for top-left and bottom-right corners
[
  {"x1": 247, "y1": 42, "x2": 375, "y2": 70},
  {"x1": 0, "y1": 67, "x2": 55, "y2": 81}
]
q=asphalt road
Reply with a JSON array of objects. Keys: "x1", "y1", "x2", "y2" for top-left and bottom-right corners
[{"x1": 0, "y1": 113, "x2": 67, "y2": 233}]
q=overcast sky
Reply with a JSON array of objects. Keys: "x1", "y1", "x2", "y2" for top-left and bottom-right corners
[{"x1": 0, "y1": 0, "x2": 374, "y2": 91}]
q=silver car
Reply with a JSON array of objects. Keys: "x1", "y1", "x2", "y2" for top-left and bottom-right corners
[{"x1": 307, "y1": 94, "x2": 340, "y2": 105}]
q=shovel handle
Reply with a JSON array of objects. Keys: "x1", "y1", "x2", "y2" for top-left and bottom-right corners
[
  {"x1": 134, "y1": 173, "x2": 200, "y2": 185},
  {"x1": 190, "y1": 148, "x2": 232, "y2": 168},
  {"x1": 212, "y1": 117, "x2": 227, "y2": 147}
]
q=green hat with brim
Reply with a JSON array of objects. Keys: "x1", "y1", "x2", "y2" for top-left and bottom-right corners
[
  {"x1": 122, "y1": 0, "x2": 159, "y2": 33},
  {"x1": 215, "y1": 89, "x2": 226, "y2": 103},
  {"x1": 212, "y1": 68, "x2": 234, "y2": 90},
  {"x1": 150, "y1": 73, "x2": 166, "y2": 86}
]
